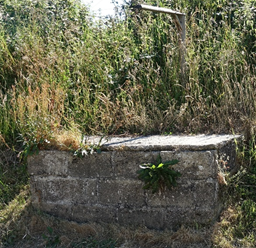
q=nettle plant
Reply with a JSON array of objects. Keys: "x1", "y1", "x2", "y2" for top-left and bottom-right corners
[{"x1": 137, "y1": 155, "x2": 181, "y2": 194}]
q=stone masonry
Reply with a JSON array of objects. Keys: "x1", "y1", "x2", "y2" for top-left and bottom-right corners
[{"x1": 28, "y1": 134, "x2": 241, "y2": 230}]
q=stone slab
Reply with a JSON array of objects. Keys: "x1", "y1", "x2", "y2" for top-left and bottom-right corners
[{"x1": 84, "y1": 134, "x2": 241, "y2": 151}]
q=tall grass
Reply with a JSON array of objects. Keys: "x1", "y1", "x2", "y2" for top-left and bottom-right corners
[{"x1": 0, "y1": 0, "x2": 255, "y2": 147}]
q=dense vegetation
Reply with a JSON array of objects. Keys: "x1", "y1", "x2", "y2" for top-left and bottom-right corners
[
  {"x1": 0, "y1": 0, "x2": 256, "y2": 247},
  {"x1": 0, "y1": 0, "x2": 255, "y2": 146}
]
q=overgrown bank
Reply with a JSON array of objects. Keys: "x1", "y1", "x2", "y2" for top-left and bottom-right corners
[{"x1": 0, "y1": 0, "x2": 256, "y2": 145}]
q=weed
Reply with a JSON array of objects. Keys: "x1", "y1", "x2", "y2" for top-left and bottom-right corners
[
  {"x1": 42, "y1": 227, "x2": 61, "y2": 248},
  {"x1": 137, "y1": 155, "x2": 180, "y2": 193},
  {"x1": 73, "y1": 135, "x2": 104, "y2": 158},
  {"x1": 71, "y1": 237, "x2": 117, "y2": 248}
]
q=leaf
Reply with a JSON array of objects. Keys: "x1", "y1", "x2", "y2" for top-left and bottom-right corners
[
  {"x1": 157, "y1": 163, "x2": 164, "y2": 168},
  {"x1": 139, "y1": 164, "x2": 151, "y2": 169},
  {"x1": 165, "y1": 159, "x2": 179, "y2": 166},
  {"x1": 168, "y1": 175, "x2": 173, "y2": 183},
  {"x1": 143, "y1": 183, "x2": 151, "y2": 190},
  {"x1": 156, "y1": 154, "x2": 162, "y2": 164},
  {"x1": 47, "y1": 226, "x2": 53, "y2": 235}
]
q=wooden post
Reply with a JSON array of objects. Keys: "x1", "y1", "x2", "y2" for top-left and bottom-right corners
[{"x1": 132, "y1": 4, "x2": 186, "y2": 85}]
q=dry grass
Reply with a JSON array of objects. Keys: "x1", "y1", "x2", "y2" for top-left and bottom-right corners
[
  {"x1": 0, "y1": 189, "x2": 250, "y2": 248},
  {"x1": 1, "y1": 203, "x2": 214, "y2": 248},
  {"x1": 0, "y1": 187, "x2": 30, "y2": 246},
  {"x1": 0, "y1": 178, "x2": 213, "y2": 247},
  {"x1": 212, "y1": 204, "x2": 256, "y2": 248}
]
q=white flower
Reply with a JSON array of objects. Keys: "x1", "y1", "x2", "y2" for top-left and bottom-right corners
[{"x1": 81, "y1": 150, "x2": 88, "y2": 156}]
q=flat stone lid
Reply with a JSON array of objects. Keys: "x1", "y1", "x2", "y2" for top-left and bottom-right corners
[{"x1": 84, "y1": 134, "x2": 242, "y2": 151}]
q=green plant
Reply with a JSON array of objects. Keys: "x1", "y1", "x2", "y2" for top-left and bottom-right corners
[
  {"x1": 0, "y1": 149, "x2": 28, "y2": 210},
  {"x1": 71, "y1": 236, "x2": 117, "y2": 248},
  {"x1": 137, "y1": 155, "x2": 180, "y2": 193},
  {"x1": 42, "y1": 226, "x2": 60, "y2": 248},
  {"x1": 73, "y1": 135, "x2": 105, "y2": 158}
]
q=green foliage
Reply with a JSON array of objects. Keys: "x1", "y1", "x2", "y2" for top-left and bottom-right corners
[
  {"x1": 137, "y1": 155, "x2": 180, "y2": 193},
  {"x1": 71, "y1": 237, "x2": 117, "y2": 248},
  {"x1": 73, "y1": 136, "x2": 103, "y2": 158},
  {"x1": 214, "y1": 139, "x2": 256, "y2": 245},
  {"x1": 237, "y1": 200, "x2": 256, "y2": 236},
  {"x1": 0, "y1": 150, "x2": 28, "y2": 210},
  {"x1": 42, "y1": 227, "x2": 60, "y2": 248},
  {"x1": 0, "y1": 0, "x2": 255, "y2": 145}
]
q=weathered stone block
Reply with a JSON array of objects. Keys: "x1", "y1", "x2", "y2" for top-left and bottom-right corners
[
  {"x1": 31, "y1": 177, "x2": 82, "y2": 204},
  {"x1": 218, "y1": 140, "x2": 238, "y2": 173},
  {"x1": 28, "y1": 150, "x2": 73, "y2": 177},
  {"x1": 117, "y1": 208, "x2": 165, "y2": 229},
  {"x1": 97, "y1": 179, "x2": 146, "y2": 207},
  {"x1": 145, "y1": 182, "x2": 194, "y2": 208},
  {"x1": 69, "y1": 152, "x2": 113, "y2": 178},
  {"x1": 28, "y1": 134, "x2": 241, "y2": 230},
  {"x1": 39, "y1": 202, "x2": 73, "y2": 220},
  {"x1": 98, "y1": 134, "x2": 241, "y2": 152},
  {"x1": 72, "y1": 179, "x2": 98, "y2": 205},
  {"x1": 117, "y1": 179, "x2": 145, "y2": 208},
  {"x1": 112, "y1": 151, "x2": 160, "y2": 179},
  {"x1": 160, "y1": 150, "x2": 218, "y2": 179},
  {"x1": 193, "y1": 179, "x2": 219, "y2": 209},
  {"x1": 30, "y1": 177, "x2": 98, "y2": 206},
  {"x1": 164, "y1": 207, "x2": 217, "y2": 229},
  {"x1": 97, "y1": 179, "x2": 120, "y2": 205},
  {"x1": 71, "y1": 205, "x2": 117, "y2": 224}
]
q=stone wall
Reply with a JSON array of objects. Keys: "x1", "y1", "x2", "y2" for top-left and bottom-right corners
[{"x1": 28, "y1": 134, "x2": 241, "y2": 230}]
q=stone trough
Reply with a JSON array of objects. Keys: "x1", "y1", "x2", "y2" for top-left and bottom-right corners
[{"x1": 28, "y1": 134, "x2": 241, "y2": 230}]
